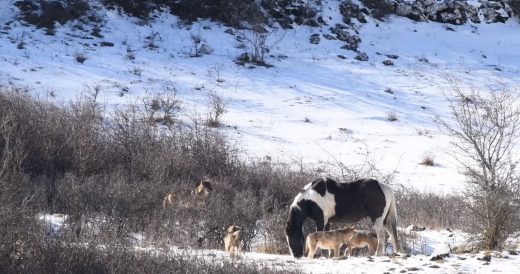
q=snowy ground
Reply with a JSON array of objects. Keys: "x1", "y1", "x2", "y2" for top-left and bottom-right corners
[
  {"x1": 160, "y1": 247, "x2": 520, "y2": 274},
  {"x1": 39, "y1": 213, "x2": 520, "y2": 273}
]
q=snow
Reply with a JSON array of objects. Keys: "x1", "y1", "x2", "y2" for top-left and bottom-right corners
[
  {"x1": 37, "y1": 213, "x2": 520, "y2": 273},
  {"x1": 147, "y1": 233, "x2": 520, "y2": 274},
  {"x1": 38, "y1": 213, "x2": 68, "y2": 235}
]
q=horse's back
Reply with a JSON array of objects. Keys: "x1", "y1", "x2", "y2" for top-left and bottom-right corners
[{"x1": 330, "y1": 179, "x2": 386, "y2": 222}]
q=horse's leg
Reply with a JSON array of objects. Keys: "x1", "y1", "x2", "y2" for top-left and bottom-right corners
[
  {"x1": 384, "y1": 218, "x2": 400, "y2": 254},
  {"x1": 373, "y1": 218, "x2": 386, "y2": 256}
]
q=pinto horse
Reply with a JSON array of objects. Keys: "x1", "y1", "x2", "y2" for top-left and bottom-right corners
[{"x1": 285, "y1": 178, "x2": 401, "y2": 258}]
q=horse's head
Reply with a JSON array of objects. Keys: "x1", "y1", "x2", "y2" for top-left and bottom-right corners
[{"x1": 285, "y1": 207, "x2": 306, "y2": 258}]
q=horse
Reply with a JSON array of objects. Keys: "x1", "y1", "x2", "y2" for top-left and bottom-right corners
[
  {"x1": 305, "y1": 226, "x2": 356, "y2": 258},
  {"x1": 346, "y1": 229, "x2": 378, "y2": 256},
  {"x1": 285, "y1": 178, "x2": 401, "y2": 258}
]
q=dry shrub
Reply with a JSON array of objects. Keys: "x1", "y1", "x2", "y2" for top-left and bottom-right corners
[
  {"x1": 420, "y1": 153, "x2": 435, "y2": 166},
  {"x1": 396, "y1": 187, "x2": 467, "y2": 230},
  {"x1": 0, "y1": 83, "x2": 314, "y2": 260}
]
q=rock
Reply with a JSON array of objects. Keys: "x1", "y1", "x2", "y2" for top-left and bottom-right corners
[
  {"x1": 336, "y1": 29, "x2": 351, "y2": 41},
  {"x1": 509, "y1": 250, "x2": 518, "y2": 255},
  {"x1": 340, "y1": 0, "x2": 361, "y2": 25},
  {"x1": 430, "y1": 253, "x2": 450, "y2": 261},
  {"x1": 355, "y1": 52, "x2": 369, "y2": 61},
  {"x1": 356, "y1": 13, "x2": 367, "y2": 23},
  {"x1": 237, "y1": 53, "x2": 249, "y2": 63},
  {"x1": 337, "y1": 55, "x2": 347, "y2": 59},
  {"x1": 323, "y1": 34, "x2": 336, "y2": 40},
  {"x1": 199, "y1": 44, "x2": 214, "y2": 55},
  {"x1": 383, "y1": 59, "x2": 394, "y2": 66},
  {"x1": 224, "y1": 28, "x2": 234, "y2": 35},
  {"x1": 331, "y1": 24, "x2": 348, "y2": 34},
  {"x1": 100, "y1": 41, "x2": 114, "y2": 47},
  {"x1": 304, "y1": 19, "x2": 320, "y2": 27},
  {"x1": 317, "y1": 16, "x2": 326, "y2": 25},
  {"x1": 277, "y1": 18, "x2": 294, "y2": 29},
  {"x1": 406, "y1": 224, "x2": 426, "y2": 232},
  {"x1": 396, "y1": 3, "x2": 413, "y2": 16},
  {"x1": 341, "y1": 43, "x2": 357, "y2": 51},
  {"x1": 386, "y1": 54, "x2": 399, "y2": 59},
  {"x1": 478, "y1": 255, "x2": 491, "y2": 262},
  {"x1": 309, "y1": 34, "x2": 320, "y2": 44}
]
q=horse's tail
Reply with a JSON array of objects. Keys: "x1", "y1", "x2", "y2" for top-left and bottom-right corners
[{"x1": 384, "y1": 188, "x2": 401, "y2": 253}]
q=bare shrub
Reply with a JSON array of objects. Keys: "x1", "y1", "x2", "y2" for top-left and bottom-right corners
[
  {"x1": 436, "y1": 82, "x2": 520, "y2": 249},
  {"x1": 142, "y1": 91, "x2": 181, "y2": 128},
  {"x1": 387, "y1": 111, "x2": 398, "y2": 122},
  {"x1": 395, "y1": 187, "x2": 467, "y2": 230},
  {"x1": 190, "y1": 34, "x2": 202, "y2": 57},
  {"x1": 420, "y1": 153, "x2": 435, "y2": 166},
  {"x1": 74, "y1": 52, "x2": 87, "y2": 63},
  {"x1": 239, "y1": 26, "x2": 284, "y2": 67},
  {"x1": 206, "y1": 91, "x2": 226, "y2": 128},
  {"x1": 0, "y1": 83, "x2": 315, "y2": 261}
]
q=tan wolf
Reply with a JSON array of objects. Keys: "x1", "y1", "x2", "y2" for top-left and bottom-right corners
[
  {"x1": 346, "y1": 230, "x2": 378, "y2": 256},
  {"x1": 224, "y1": 225, "x2": 242, "y2": 256},
  {"x1": 305, "y1": 226, "x2": 356, "y2": 258}
]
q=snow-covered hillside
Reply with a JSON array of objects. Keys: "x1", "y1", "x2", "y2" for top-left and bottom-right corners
[{"x1": 0, "y1": 0, "x2": 519, "y2": 195}]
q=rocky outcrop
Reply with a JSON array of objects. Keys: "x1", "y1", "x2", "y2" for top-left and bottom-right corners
[
  {"x1": 340, "y1": 0, "x2": 369, "y2": 24},
  {"x1": 332, "y1": 24, "x2": 362, "y2": 51},
  {"x1": 389, "y1": 0, "x2": 513, "y2": 24},
  {"x1": 340, "y1": 0, "x2": 515, "y2": 25},
  {"x1": 261, "y1": 0, "x2": 326, "y2": 29}
]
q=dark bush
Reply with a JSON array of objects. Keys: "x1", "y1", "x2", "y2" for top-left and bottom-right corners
[
  {"x1": 15, "y1": 0, "x2": 91, "y2": 30},
  {"x1": 360, "y1": 0, "x2": 395, "y2": 19},
  {"x1": 509, "y1": 0, "x2": 520, "y2": 18},
  {"x1": 169, "y1": 0, "x2": 266, "y2": 27},
  {"x1": 102, "y1": 0, "x2": 160, "y2": 19}
]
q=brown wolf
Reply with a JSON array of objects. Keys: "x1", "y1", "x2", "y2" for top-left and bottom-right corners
[
  {"x1": 346, "y1": 230, "x2": 378, "y2": 256},
  {"x1": 305, "y1": 226, "x2": 356, "y2": 258},
  {"x1": 162, "y1": 180, "x2": 213, "y2": 209},
  {"x1": 224, "y1": 225, "x2": 242, "y2": 256}
]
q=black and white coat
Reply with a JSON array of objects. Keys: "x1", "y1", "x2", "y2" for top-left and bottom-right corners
[{"x1": 285, "y1": 178, "x2": 401, "y2": 258}]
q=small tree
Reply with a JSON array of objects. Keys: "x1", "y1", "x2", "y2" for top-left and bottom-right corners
[{"x1": 436, "y1": 82, "x2": 520, "y2": 250}]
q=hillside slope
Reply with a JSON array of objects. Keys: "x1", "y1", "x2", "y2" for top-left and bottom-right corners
[{"x1": 0, "y1": 0, "x2": 519, "y2": 193}]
